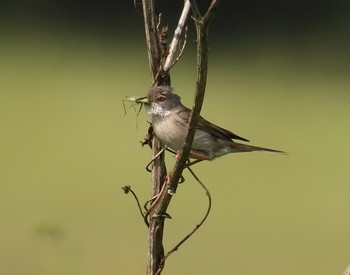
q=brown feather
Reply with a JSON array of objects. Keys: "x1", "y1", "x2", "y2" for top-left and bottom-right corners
[
  {"x1": 178, "y1": 106, "x2": 249, "y2": 142},
  {"x1": 229, "y1": 142, "x2": 286, "y2": 154}
]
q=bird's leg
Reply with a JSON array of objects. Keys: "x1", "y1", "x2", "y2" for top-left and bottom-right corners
[
  {"x1": 183, "y1": 150, "x2": 213, "y2": 168},
  {"x1": 185, "y1": 159, "x2": 204, "y2": 168},
  {"x1": 157, "y1": 149, "x2": 210, "y2": 183},
  {"x1": 170, "y1": 150, "x2": 212, "y2": 181},
  {"x1": 188, "y1": 150, "x2": 213, "y2": 160}
]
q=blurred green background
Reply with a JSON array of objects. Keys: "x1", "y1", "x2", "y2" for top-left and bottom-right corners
[{"x1": 1, "y1": 1, "x2": 350, "y2": 274}]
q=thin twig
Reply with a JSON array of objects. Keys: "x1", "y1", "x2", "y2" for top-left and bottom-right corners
[
  {"x1": 189, "y1": 0, "x2": 201, "y2": 18},
  {"x1": 122, "y1": 186, "x2": 147, "y2": 225},
  {"x1": 168, "y1": 26, "x2": 188, "y2": 69},
  {"x1": 163, "y1": 0, "x2": 191, "y2": 71},
  {"x1": 141, "y1": 1, "x2": 168, "y2": 273},
  {"x1": 169, "y1": 0, "x2": 222, "y2": 196},
  {"x1": 154, "y1": 167, "x2": 212, "y2": 275},
  {"x1": 204, "y1": 0, "x2": 221, "y2": 21},
  {"x1": 142, "y1": 0, "x2": 162, "y2": 79}
]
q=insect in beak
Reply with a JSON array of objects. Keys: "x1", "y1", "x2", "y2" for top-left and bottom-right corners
[{"x1": 135, "y1": 97, "x2": 150, "y2": 104}]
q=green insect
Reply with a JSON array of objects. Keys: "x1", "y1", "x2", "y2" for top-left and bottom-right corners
[{"x1": 123, "y1": 96, "x2": 145, "y2": 128}]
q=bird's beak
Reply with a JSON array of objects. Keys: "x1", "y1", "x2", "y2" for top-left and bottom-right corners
[{"x1": 135, "y1": 96, "x2": 150, "y2": 104}]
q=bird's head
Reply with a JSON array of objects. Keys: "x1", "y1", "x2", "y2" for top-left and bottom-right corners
[{"x1": 136, "y1": 86, "x2": 182, "y2": 117}]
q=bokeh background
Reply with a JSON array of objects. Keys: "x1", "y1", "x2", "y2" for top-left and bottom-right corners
[{"x1": 1, "y1": 1, "x2": 350, "y2": 274}]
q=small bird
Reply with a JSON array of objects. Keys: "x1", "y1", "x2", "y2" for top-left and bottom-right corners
[{"x1": 136, "y1": 86, "x2": 284, "y2": 161}]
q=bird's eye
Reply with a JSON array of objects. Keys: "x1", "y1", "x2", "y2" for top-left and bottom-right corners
[{"x1": 157, "y1": 96, "x2": 166, "y2": 102}]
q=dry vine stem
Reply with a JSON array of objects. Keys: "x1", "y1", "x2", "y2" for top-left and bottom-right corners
[
  {"x1": 140, "y1": 0, "x2": 221, "y2": 274},
  {"x1": 154, "y1": 167, "x2": 212, "y2": 275}
]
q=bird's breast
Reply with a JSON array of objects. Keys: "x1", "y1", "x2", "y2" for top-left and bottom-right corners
[{"x1": 152, "y1": 115, "x2": 187, "y2": 151}]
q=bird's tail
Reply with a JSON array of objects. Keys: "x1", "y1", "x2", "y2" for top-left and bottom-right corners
[{"x1": 230, "y1": 142, "x2": 286, "y2": 154}]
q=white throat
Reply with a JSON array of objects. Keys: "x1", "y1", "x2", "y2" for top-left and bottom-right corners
[{"x1": 145, "y1": 103, "x2": 172, "y2": 117}]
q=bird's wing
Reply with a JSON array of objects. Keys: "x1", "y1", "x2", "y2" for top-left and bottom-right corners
[
  {"x1": 178, "y1": 108, "x2": 249, "y2": 142},
  {"x1": 197, "y1": 116, "x2": 249, "y2": 142}
]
